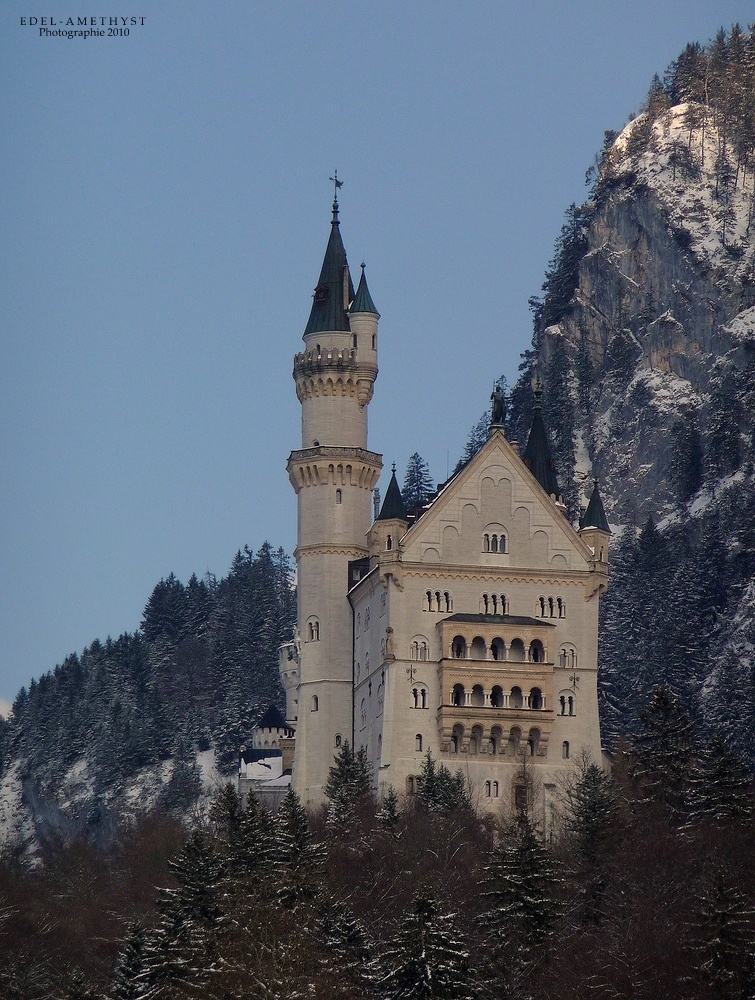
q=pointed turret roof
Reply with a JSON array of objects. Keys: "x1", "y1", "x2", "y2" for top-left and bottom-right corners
[
  {"x1": 581, "y1": 479, "x2": 611, "y2": 532},
  {"x1": 256, "y1": 704, "x2": 291, "y2": 731},
  {"x1": 523, "y1": 384, "x2": 560, "y2": 498},
  {"x1": 376, "y1": 464, "x2": 408, "y2": 521},
  {"x1": 350, "y1": 263, "x2": 379, "y2": 316},
  {"x1": 303, "y1": 198, "x2": 355, "y2": 336}
]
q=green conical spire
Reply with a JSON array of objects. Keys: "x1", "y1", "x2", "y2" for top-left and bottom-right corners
[
  {"x1": 522, "y1": 384, "x2": 560, "y2": 498},
  {"x1": 377, "y1": 464, "x2": 408, "y2": 521},
  {"x1": 350, "y1": 262, "x2": 379, "y2": 316},
  {"x1": 303, "y1": 197, "x2": 355, "y2": 336},
  {"x1": 581, "y1": 479, "x2": 611, "y2": 532}
]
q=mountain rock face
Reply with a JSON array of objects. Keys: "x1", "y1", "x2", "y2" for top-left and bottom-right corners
[
  {"x1": 532, "y1": 96, "x2": 755, "y2": 758},
  {"x1": 544, "y1": 104, "x2": 755, "y2": 519}
]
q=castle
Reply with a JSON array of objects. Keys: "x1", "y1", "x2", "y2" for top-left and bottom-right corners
[{"x1": 253, "y1": 196, "x2": 610, "y2": 830}]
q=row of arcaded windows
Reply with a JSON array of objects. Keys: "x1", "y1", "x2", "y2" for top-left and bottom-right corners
[
  {"x1": 423, "y1": 590, "x2": 453, "y2": 612},
  {"x1": 482, "y1": 533, "x2": 508, "y2": 553},
  {"x1": 449, "y1": 722, "x2": 543, "y2": 757},
  {"x1": 451, "y1": 683, "x2": 545, "y2": 710},
  {"x1": 538, "y1": 595, "x2": 566, "y2": 618},
  {"x1": 410, "y1": 640, "x2": 429, "y2": 660},
  {"x1": 451, "y1": 635, "x2": 545, "y2": 662},
  {"x1": 481, "y1": 594, "x2": 508, "y2": 615}
]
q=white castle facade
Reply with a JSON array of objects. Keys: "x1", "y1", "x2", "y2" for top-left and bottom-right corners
[{"x1": 278, "y1": 199, "x2": 610, "y2": 830}]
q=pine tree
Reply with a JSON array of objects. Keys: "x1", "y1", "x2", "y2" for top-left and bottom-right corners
[
  {"x1": 561, "y1": 757, "x2": 621, "y2": 865},
  {"x1": 686, "y1": 733, "x2": 753, "y2": 823},
  {"x1": 111, "y1": 919, "x2": 146, "y2": 1000},
  {"x1": 382, "y1": 889, "x2": 474, "y2": 1000},
  {"x1": 402, "y1": 454, "x2": 435, "y2": 512},
  {"x1": 632, "y1": 685, "x2": 695, "y2": 820},
  {"x1": 689, "y1": 867, "x2": 755, "y2": 996},
  {"x1": 377, "y1": 786, "x2": 402, "y2": 836},
  {"x1": 481, "y1": 811, "x2": 561, "y2": 984},
  {"x1": 417, "y1": 753, "x2": 470, "y2": 815},
  {"x1": 324, "y1": 741, "x2": 373, "y2": 831},
  {"x1": 275, "y1": 788, "x2": 324, "y2": 909}
]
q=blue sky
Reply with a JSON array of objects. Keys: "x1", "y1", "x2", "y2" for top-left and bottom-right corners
[{"x1": 1, "y1": 1, "x2": 750, "y2": 708}]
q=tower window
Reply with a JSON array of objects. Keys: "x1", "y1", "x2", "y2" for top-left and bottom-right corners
[
  {"x1": 311, "y1": 695, "x2": 319, "y2": 712},
  {"x1": 335, "y1": 734, "x2": 342, "y2": 748},
  {"x1": 562, "y1": 741, "x2": 570, "y2": 759},
  {"x1": 372, "y1": 334, "x2": 376, "y2": 349},
  {"x1": 386, "y1": 534, "x2": 393, "y2": 550},
  {"x1": 336, "y1": 489, "x2": 342, "y2": 504},
  {"x1": 353, "y1": 334, "x2": 358, "y2": 349},
  {"x1": 415, "y1": 734, "x2": 423, "y2": 752}
]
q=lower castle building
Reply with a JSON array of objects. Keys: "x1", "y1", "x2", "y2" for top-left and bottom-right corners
[{"x1": 274, "y1": 197, "x2": 610, "y2": 831}]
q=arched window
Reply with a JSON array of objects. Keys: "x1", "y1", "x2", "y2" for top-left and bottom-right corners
[
  {"x1": 372, "y1": 334, "x2": 376, "y2": 350},
  {"x1": 548, "y1": 597, "x2": 555, "y2": 617},
  {"x1": 482, "y1": 594, "x2": 489, "y2": 614},
  {"x1": 485, "y1": 781, "x2": 491, "y2": 797},
  {"x1": 538, "y1": 596, "x2": 546, "y2": 617},
  {"x1": 500, "y1": 534, "x2": 508, "y2": 553},
  {"x1": 336, "y1": 489, "x2": 342, "y2": 504},
  {"x1": 406, "y1": 775, "x2": 417, "y2": 795},
  {"x1": 444, "y1": 592, "x2": 452, "y2": 611},
  {"x1": 311, "y1": 695, "x2": 319, "y2": 712},
  {"x1": 435, "y1": 591, "x2": 442, "y2": 612},
  {"x1": 559, "y1": 695, "x2": 566, "y2": 716},
  {"x1": 491, "y1": 594, "x2": 498, "y2": 614},
  {"x1": 529, "y1": 688, "x2": 543, "y2": 711},
  {"x1": 491, "y1": 534, "x2": 499, "y2": 552},
  {"x1": 420, "y1": 641, "x2": 428, "y2": 661},
  {"x1": 471, "y1": 685, "x2": 484, "y2": 707},
  {"x1": 452, "y1": 636, "x2": 467, "y2": 659},
  {"x1": 411, "y1": 642, "x2": 419, "y2": 660},
  {"x1": 483, "y1": 534, "x2": 490, "y2": 552},
  {"x1": 452, "y1": 684, "x2": 465, "y2": 707},
  {"x1": 491, "y1": 685, "x2": 504, "y2": 708},
  {"x1": 353, "y1": 334, "x2": 358, "y2": 349},
  {"x1": 360, "y1": 700, "x2": 367, "y2": 729},
  {"x1": 568, "y1": 695, "x2": 575, "y2": 716},
  {"x1": 529, "y1": 640, "x2": 544, "y2": 663},
  {"x1": 421, "y1": 687, "x2": 428, "y2": 709},
  {"x1": 335, "y1": 734, "x2": 342, "y2": 748},
  {"x1": 557, "y1": 597, "x2": 565, "y2": 618},
  {"x1": 562, "y1": 741, "x2": 570, "y2": 759},
  {"x1": 377, "y1": 685, "x2": 384, "y2": 715},
  {"x1": 493, "y1": 781, "x2": 499, "y2": 797},
  {"x1": 425, "y1": 590, "x2": 433, "y2": 611},
  {"x1": 499, "y1": 594, "x2": 508, "y2": 614},
  {"x1": 386, "y1": 534, "x2": 393, "y2": 550},
  {"x1": 451, "y1": 723, "x2": 464, "y2": 754},
  {"x1": 313, "y1": 621, "x2": 320, "y2": 641},
  {"x1": 415, "y1": 734, "x2": 423, "y2": 752},
  {"x1": 412, "y1": 687, "x2": 419, "y2": 708}
]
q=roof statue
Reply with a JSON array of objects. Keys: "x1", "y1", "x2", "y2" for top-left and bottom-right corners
[{"x1": 490, "y1": 383, "x2": 506, "y2": 425}]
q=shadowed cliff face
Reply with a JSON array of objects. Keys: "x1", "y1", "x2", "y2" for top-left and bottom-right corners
[{"x1": 542, "y1": 104, "x2": 755, "y2": 522}]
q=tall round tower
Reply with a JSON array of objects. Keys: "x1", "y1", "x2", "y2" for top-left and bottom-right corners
[{"x1": 287, "y1": 196, "x2": 382, "y2": 805}]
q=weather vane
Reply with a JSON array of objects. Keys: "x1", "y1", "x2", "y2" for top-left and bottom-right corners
[{"x1": 329, "y1": 170, "x2": 343, "y2": 202}]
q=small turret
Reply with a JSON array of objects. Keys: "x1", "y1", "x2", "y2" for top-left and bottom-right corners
[
  {"x1": 579, "y1": 479, "x2": 611, "y2": 566},
  {"x1": 370, "y1": 464, "x2": 408, "y2": 562}
]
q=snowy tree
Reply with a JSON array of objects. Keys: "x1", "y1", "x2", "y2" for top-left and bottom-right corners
[
  {"x1": 275, "y1": 788, "x2": 325, "y2": 909},
  {"x1": 481, "y1": 811, "x2": 561, "y2": 981},
  {"x1": 110, "y1": 920, "x2": 146, "y2": 1000},
  {"x1": 561, "y1": 756, "x2": 621, "y2": 864},
  {"x1": 631, "y1": 685, "x2": 695, "y2": 820},
  {"x1": 382, "y1": 889, "x2": 474, "y2": 1000},
  {"x1": 688, "y1": 867, "x2": 755, "y2": 996},
  {"x1": 417, "y1": 753, "x2": 470, "y2": 815},
  {"x1": 686, "y1": 733, "x2": 753, "y2": 823}
]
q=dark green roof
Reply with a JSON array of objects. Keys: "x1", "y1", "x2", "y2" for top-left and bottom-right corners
[
  {"x1": 443, "y1": 613, "x2": 555, "y2": 627},
  {"x1": 377, "y1": 466, "x2": 408, "y2": 521},
  {"x1": 522, "y1": 386, "x2": 560, "y2": 498},
  {"x1": 255, "y1": 704, "x2": 291, "y2": 731},
  {"x1": 303, "y1": 200, "x2": 355, "y2": 336},
  {"x1": 350, "y1": 263, "x2": 379, "y2": 316},
  {"x1": 581, "y1": 480, "x2": 611, "y2": 532}
]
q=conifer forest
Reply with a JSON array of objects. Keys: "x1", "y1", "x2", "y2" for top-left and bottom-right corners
[{"x1": 3, "y1": 24, "x2": 755, "y2": 1000}]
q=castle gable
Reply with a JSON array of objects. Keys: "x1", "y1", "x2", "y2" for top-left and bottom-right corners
[{"x1": 400, "y1": 430, "x2": 591, "y2": 571}]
